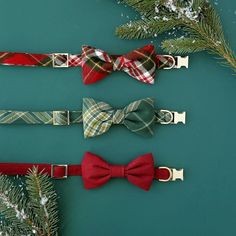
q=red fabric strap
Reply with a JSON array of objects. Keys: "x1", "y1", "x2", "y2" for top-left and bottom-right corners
[
  {"x1": 0, "y1": 52, "x2": 173, "y2": 68},
  {"x1": 0, "y1": 152, "x2": 182, "y2": 191},
  {"x1": 0, "y1": 163, "x2": 82, "y2": 178},
  {"x1": 0, "y1": 163, "x2": 169, "y2": 180}
]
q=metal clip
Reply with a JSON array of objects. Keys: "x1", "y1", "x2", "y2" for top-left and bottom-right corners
[
  {"x1": 172, "y1": 111, "x2": 186, "y2": 124},
  {"x1": 51, "y1": 164, "x2": 68, "y2": 179},
  {"x1": 53, "y1": 110, "x2": 70, "y2": 126},
  {"x1": 162, "y1": 55, "x2": 175, "y2": 70},
  {"x1": 172, "y1": 168, "x2": 184, "y2": 181},
  {"x1": 52, "y1": 53, "x2": 69, "y2": 68},
  {"x1": 175, "y1": 56, "x2": 189, "y2": 69},
  {"x1": 158, "y1": 167, "x2": 184, "y2": 182}
]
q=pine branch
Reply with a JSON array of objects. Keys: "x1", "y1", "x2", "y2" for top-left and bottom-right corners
[
  {"x1": 118, "y1": 0, "x2": 156, "y2": 16},
  {"x1": 116, "y1": 0, "x2": 236, "y2": 73},
  {"x1": 116, "y1": 18, "x2": 182, "y2": 39},
  {"x1": 162, "y1": 38, "x2": 207, "y2": 53},
  {"x1": 26, "y1": 167, "x2": 59, "y2": 236},
  {"x1": 0, "y1": 168, "x2": 59, "y2": 236},
  {"x1": 0, "y1": 175, "x2": 36, "y2": 235}
]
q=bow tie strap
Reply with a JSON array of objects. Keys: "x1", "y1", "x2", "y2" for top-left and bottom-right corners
[
  {"x1": 0, "y1": 110, "x2": 83, "y2": 125},
  {"x1": 0, "y1": 45, "x2": 189, "y2": 85},
  {"x1": 0, "y1": 152, "x2": 184, "y2": 191},
  {"x1": 0, "y1": 98, "x2": 186, "y2": 139},
  {"x1": 0, "y1": 49, "x2": 187, "y2": 69}
]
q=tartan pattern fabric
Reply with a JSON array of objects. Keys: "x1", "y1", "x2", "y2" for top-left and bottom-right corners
[
  {"x1": 80, "y1": 45, "x2": 157, "y2": 85},
  {"x1": 82, "y1": 97, "x2": 166, "y2": 138},
  {"x1": 0, "y1": 52, "x2": 82, "y2": 67},
  {"x1": 0, "y1": 108, "x2": 172, "y2": 126},
  {"x1": 0, "y1": 46, "x2": 177, "y2": 85},
  {"x1": 0, "y1": 50, "x2": 175, "y2": 68},
  {"x1": 0, "y1": 52, "x2": 54, "y2": 67},
  {"x1": 0, "y1": 111, "x2": 83, "y2": 125}
]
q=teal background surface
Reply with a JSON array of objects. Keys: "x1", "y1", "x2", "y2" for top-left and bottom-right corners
[{"x1": 0, "y1": 0, "x2": 235, "y2": 235}]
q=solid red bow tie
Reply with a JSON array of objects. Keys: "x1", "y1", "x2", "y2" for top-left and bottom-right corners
[
  {"x1": 0, "y1": 45, "x2": 189, "y2": 85},
  {"x1": 0, "y1": 152, "x2": 184, "y2": 191},
  {"x1": 82, "y1": 152, "x2": 155, "y2": 190}
]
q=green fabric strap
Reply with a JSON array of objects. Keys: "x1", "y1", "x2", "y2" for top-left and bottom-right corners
[
  {"x1": 0, "y1": 110, "x2": 83, "y2": 125},
  {"x1": 0, "y1": 109, "x2": 171, "y2": 126}
]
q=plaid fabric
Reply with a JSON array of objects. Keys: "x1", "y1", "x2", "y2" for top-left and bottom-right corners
[
  {"x1": 0, "y1": 111, "x2": 83, "y2": 125},
  {"x1": 80, "y1": 45, "x2": 157, "y2": 85},
  {"x1": 0, "y1": 50, "x2": 174, "y2": 68},
  {"x1": 83, "y1": 97, "x2": 162, "y2": 138},
  {"x1": 0, "y1": 52, "x2": 81, "y2": 67}
]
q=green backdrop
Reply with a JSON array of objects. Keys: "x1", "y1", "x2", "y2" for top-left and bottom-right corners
[{"x1": 0, "y1": 0, "x2": 235, "y2": 235}]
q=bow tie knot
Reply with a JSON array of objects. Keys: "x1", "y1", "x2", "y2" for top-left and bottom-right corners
[
  {"x1": 112, "y1": 109, "x2": 125, "y2": 124},
  {"x1": 83, "y1": 98, "x2": 156, "y2": 138},
  {"x1": 81, "y1": 45, "x2": 157, "y2": 85},
  {"x1": 113, "y1": 57, "x2": 126, "y2": 71},
  {"x1": 110, "y1": 165, "x2": 126, "y2": 178}
]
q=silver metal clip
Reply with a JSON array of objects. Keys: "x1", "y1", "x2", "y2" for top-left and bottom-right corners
[
  {"x1": 172, "y1": 111, "x2": 186, "y2": 124},
  {"x1": 158, "y1": 167, "x2": 184, "y2": 182},
  {"x1": 175, "y1": 56, "x2": 189, "y2": 69}
]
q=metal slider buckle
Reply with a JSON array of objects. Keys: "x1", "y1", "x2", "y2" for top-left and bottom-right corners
[
  {"x1": 160, "y1": 110, "x2": 186, "y2": 125},
  {"x1": 52, "y1": 53, "x2": 69, "y2": 68},
  {"x1": 51, "y1": 164, "x2": 68, "y2": 179},
  {"x1": 158, "y1": 167, "x2": 184, "y2": 182},
  {"x1": 53, "y1": 111, "x2": 70, "y2": 126},
  {"x1": 163, "y1": 55, "x2": 189, "y2": 69}
]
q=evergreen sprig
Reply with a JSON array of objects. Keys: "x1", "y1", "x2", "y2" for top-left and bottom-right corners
[
  {"x1": 0, "y1": 167, "x2": 59, "y2": 236},
  {"x1": 116, "y1": 0, "x2": 236, "y2": 72}
]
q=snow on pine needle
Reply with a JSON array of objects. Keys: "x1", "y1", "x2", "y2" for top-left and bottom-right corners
[
  {"x1": 116, "y1": 0, "x2": 236, "y2": 73},
  {"x1": 0, "y1": 167, "x2": 59, "y2": 236}
]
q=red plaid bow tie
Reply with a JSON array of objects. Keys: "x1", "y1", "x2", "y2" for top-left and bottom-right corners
[
  {"x1": 81, "y1": 152, "x2": 155, "y2": 191},
  {"x1": 80, "y1": 45, "x2": 157, "y2": 85}
]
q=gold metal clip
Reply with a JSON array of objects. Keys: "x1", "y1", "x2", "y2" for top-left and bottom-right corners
[
  {"x1": 172, "y1": 168, "x2": 184, "y2": 181},
  {"x1": 175, "y1": 56, "x2": 189, "y2": 69},
  {"x1": 158, "y1": 167, "x2": 184, "y2": 182},
  {"x1": 172, "y1": 111, "x2": 186, "y2": 124}
]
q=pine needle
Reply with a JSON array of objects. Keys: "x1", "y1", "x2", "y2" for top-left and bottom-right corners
[
  {"x1": 116, "y1": 0, "x2": 236, "y2": 73},
  {"x1": 0, "y1": 168, "x2": 59, "y2": 236}
]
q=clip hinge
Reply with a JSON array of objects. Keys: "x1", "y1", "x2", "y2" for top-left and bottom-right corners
[{"x1": 172, "y1": 111, "x2": 186, "y2": 124}]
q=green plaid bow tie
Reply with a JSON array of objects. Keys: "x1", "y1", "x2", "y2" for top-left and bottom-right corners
[{"x1": 82, "y1": 97, "x2": 157, "y2": 138}]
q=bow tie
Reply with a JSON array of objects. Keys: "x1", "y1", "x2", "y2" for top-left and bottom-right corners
[
  {"x1": 81, "y1": 152, "x2": 155, "y2": 191},
  {"x1": 82, "y1": 97, "x2": 158, "y2": 138},
  {"x1": 0, "y1": 152, "x2": 184, "y2": 190},
  {"x1": 80, "y1": 45, "x2": 157, "y2": 85}
]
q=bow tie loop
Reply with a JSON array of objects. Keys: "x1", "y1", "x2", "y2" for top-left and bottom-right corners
[
  {"x1": 112, "y1": 109, "x2": 125, "y2": 124},
  {"x1": 82, "y1": 98, "x2": 156, "y2": 138},
  {"x1": 110, "y1": 165, "x2": 126, "y2": 178},
  {"x1": 113, "y1": 56, "x2": 127, "y2": 71},
  {"x1": 81, "y1": 45, "x2": 157, "y2": 85},
  {"x1": 81, "y1": 152, "x2": 155, "y2": 191}
]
